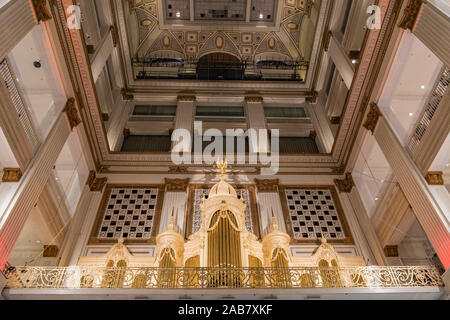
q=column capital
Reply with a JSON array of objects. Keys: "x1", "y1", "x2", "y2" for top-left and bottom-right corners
[
  {"x1": 31, "y1": 0, "x2": 52, "y2": 23},
  {"x1": 121, "y1": 88, "x2": 134, "y2": 101},
  {"x1": 245, "y1": 96, "x2": 263, "y2": 103},
  {"x1": 254, "y1": 179, "x2": 279, "y2": 192},
  {"x1": 64, "y1": 98, "x2": 81, "y2": 130},
  {"x1": 425, "y1": 172, "x2": 444, "y2": 185},
  {"x1": 384, "y1": 245, "x2": 399, "y2": 257},
  {"x1": 177, "y1": 95, "x2": 196, "y2": 102},
  {"x1": 363, "y1": 102, "x2": 382, "y2": 134},
  {"x1": 305, "y1": 91, "x2": 318, "y2": 104},
  {"x1": 398, "y1": 0, "x2": 423, "y2": 31},
  {"x1": 86, "y1": 171, "x2": 108, "y2": 192},
  {"x1": 165, "y1": 178, "x2": 190, "y2": 192},
  {"x1": 334, "y1": 173, "x2": 355, "y2": 193},
  {"x1": 1, "y1": 168, "x2": 22, "y2": 182}
]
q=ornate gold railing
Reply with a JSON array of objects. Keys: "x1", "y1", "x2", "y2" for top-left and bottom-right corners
[{"x1": 5, "y1": 266, "x2": 443, "y2": 289}]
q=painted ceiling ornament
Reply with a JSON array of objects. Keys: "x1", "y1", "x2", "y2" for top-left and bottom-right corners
[
  {"x1": 215, "y1": 35, "x2": 224, "y2": 49},
  {"x1": 268, "y1": 37, "x2": 277, "y2": 49}
]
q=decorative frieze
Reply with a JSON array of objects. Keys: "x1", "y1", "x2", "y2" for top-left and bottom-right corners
[
  {"x1": 86, "y1": 171, "x2": 108, "y2": 192},
  {"x1": 254, "y1": 179, "x2": 279, "y2": 193},
  {"x1": 425, "y1": 172, "x2": 444, "y2": 186},
  {"x1": 363, "y1": 103, "x2": 381, "y2": 134},
  {"x1": 64, "y1": 98, "x2": 81, "y2": 130},
  {"x1": 177, "y1": 95, "x2": 196, "y2": 102},
  {"x1": 384, "y1": 245, "x2": 399, "y2": 257},
  {"x1": 398, "y1": 0, "x2": 423, "y2": 31},
  {"x1": 334, "y1": 173, "x2": 355, "y2": 193},
  {"x1": 165, "y1": 178, "x2": 190, "y2": 192},
  {"x1": 2, "y1": 168, "x2": 22, "y2": 182},
  {"x1": 31, "y1": 0, "x2": 52, "y2": 22}
]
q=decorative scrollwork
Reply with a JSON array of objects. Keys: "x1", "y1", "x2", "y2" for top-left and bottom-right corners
[{"x1": 6, "y1": 266, "x2": 443, "y2": 289}]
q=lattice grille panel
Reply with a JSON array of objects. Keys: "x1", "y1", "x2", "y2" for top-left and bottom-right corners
[
  {"x1": 284, "y1": 189, "x2": 345, "y2": 240},
  {"x1": 192, "y1": 188, "x2": 253, "y2": 234},
  {"x1": 98, "y1": 187, "x2": 159, "y2": 240}
]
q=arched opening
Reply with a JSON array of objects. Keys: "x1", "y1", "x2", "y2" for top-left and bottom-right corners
[
  {"x1": 207, "y1": 209, "x2": 242, "y2": 287},
  {"x1": 197, "y1": 53, "x2": 243, "y2": 80}
]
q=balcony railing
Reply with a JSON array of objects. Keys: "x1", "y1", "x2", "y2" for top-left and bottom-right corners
[{"x1": 5, "y1": 266, "x2": 443, "y2": 290}]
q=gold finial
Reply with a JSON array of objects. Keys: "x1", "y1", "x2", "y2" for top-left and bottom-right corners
[{"x1": 216, "y1": 158, "x2": 228, "y2": 179}]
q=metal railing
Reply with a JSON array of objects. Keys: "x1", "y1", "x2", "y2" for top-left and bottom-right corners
[
  {"x1": 407, "y1": 67, "x2": 449, "y2": 154},
  {"x1": 5, "y1": 266, "x2": 443, "y2": 289}
]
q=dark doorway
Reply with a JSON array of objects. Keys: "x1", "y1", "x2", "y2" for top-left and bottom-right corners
[{"x1": 197, "y1": 53, "x2": 243, "y2": 80}]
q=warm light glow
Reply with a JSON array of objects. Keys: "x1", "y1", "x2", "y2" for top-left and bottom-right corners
[{"x1": 176, "y1": 11, "x2": 181, "y2": 18}]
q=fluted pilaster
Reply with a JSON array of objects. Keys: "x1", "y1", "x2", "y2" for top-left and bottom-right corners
[
  {"x1": 0, "y1": 112, "x2": 71, "y2": 269},
  {"x1": 373, "y1": 116, "x2": 450, "y2": 269},
  {"x1": 413, "y1": 3, "x2": 450, "y2": 67},
  {"x1": 0, "y1": 0, "x2": 36, "y2": 60}
]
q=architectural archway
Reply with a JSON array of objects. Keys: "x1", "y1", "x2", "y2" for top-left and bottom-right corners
[{"x1": 197, "y1": 52, "x2": 243, "y2": 80}]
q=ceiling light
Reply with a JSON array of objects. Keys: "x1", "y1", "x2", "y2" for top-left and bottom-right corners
[
  {"x1": 409, "y1": 113, "x2": 413, "y2": 116},
  {"x1": 176, "y1": 11, "x2": 181, "y2": 18},
  {"x1": 421, "y1": 85, "x2": 425, "y2": 89},
  {"x1": 259, "y1": 13, "x2": 264, "y2": 19},
  {"x1": 375, "y1": 197, "x2": 379, "y2": 201},
  {"x1": 352, "y1": 59, "x2": 357, "y2": 64}
]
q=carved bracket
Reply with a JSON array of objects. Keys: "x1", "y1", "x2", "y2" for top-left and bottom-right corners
[
  {"x1": 2, "y1": 168, "x2": 22, "y2": 182},
  {"x1": 64, "y1": 98, "x2": 81, "y2": 130},
  {"x1": 245, "y1": 96, "x2": 263, "y2": 103},
  {"x1": 165, "y1": 178, "x2": 190, "y2": 192},
  {"x1": 31, "y1": 0, "x2": 52, "y2": 23},
  {"x1": 425, "y1": 172, "x2": 444, "y2": 185},
  {"x1": 86, "y1": 171, "x2": 108, "y2": 192},
  {"x1": 254, "y1": 179, "x2": 279, "y2": 192},
  {"x1": 398, "y1": 0, "x2": 423, "y2": 31},
  {"x1": 177, "y1": 95, "x2": 196, "y2": 102},
  {"x1": 334, "y1": 173, "x2": 355, "y2": 193},
  {"x1": 363, "y1": 103, "x2": 381, "y2": 134}
]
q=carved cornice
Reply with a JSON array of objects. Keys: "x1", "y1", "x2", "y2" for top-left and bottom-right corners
[
  {"x1": 121, "y1": 88, "x2": 134, "y2": 101},
  {"x1": 425, "y1": 172, "x2": 444, "y2": 185},
  {"x1": 254, "y1": 179, "x2": 279, "y2": 192},
  {"x1": 398, "y1": 0, "x2": 423, "y2": 31},
  {"x1": 86, "y1": 171, "x2": 108, "y2": 192},
  {"x1": 31, "y1": 0, "x2": 52, "y2": 22},
  {"x1": 245, "y1": 96, "x2": 264, "y2": 103},
  {"x1": 363, "y1": 103, "x2": 381, "y2": 134},
  {"x1": 64, "y1": 98, "x2": 81, "y2": 130},
  {"x1": 384, "y1": 245, "x2": 399, "y2": 257},
  {"x1": 2, "y1": 168, "x2": 22, "y2": 182},
  {"x1": 334, "y1": 173, "x2": 355, "y2": 193},
  {"x1": 177, "y1": 95, "x2": 196, "y2": 102},
  {"x1": 165, "y1": 178, "x2": 190, "y2": 192}
]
